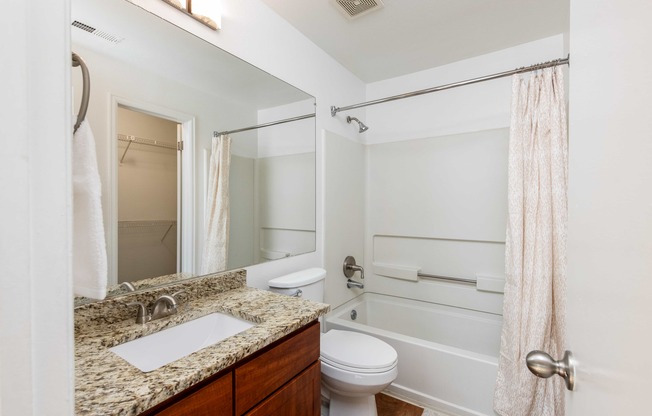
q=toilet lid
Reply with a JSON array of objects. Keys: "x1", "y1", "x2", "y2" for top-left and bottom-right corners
[{"x1": 320, "y1": 330, "x2": 397, "y2": 373}]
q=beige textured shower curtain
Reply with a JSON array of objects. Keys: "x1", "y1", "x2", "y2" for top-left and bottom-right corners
[
  {"x1": 494, "y1": 66, "x2": 568, "y2": 416},
  {"x1": 201, "y1": 134, "x2": 232, "y2": 274}
]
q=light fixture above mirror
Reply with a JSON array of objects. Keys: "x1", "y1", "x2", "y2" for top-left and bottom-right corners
[{"x1": 160, "y1": 0, "x2": 221, "y2": 30}]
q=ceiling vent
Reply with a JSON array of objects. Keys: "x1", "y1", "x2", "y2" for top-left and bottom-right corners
[
  {"x1": 333, "y1": 0, "x2": 384, "y2": 20},
  {"x1": 72, "y1": 20, "x2": 124, "y2": 44}
]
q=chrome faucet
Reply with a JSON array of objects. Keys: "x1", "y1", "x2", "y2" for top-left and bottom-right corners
[
  {"x1": 126, "y1": 301, "x2": 151, "y2": 324},
  {"x1": 151, "y1": 294, "x2": 178, "y2": 320},
  {"x1": 343, "y1": 256, "x2": 364, "y2": 289},
  {"x1": 125, "y1": 291, "x2": 186, "y2": 324}
]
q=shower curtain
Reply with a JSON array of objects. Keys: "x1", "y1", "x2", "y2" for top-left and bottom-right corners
[
  {"x1": 494, "y1": 66, "x2": 568, "y2": 415},
  {"x1": 201, "y1": 134, "x2": 232, "y2": 274}
]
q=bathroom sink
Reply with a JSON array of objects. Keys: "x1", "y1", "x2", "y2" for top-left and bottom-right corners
[{"x1": 110, "y1": 312, "x2": 255, "y2": 372}]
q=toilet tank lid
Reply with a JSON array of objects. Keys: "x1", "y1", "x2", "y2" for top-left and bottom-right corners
[{"x1": 268, "y1": 267, "x2": 326, "y2": 288}]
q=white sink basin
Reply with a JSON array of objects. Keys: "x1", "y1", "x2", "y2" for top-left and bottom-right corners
[{"x1": 110, "y1": 312, "x2": 255, "y2": 372}]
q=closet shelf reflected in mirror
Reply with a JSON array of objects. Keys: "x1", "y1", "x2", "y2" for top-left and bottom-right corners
[
  {"x1": 118, "y1": 220, "x2": 177, "y2": 242},
  {"x1": 118, "y1": 134, "x2": 178, "y2": 163}
]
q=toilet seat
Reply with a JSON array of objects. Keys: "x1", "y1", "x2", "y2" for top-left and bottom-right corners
[{"x1": 320, "y1": 330, "x2": 397, "y2": 374}]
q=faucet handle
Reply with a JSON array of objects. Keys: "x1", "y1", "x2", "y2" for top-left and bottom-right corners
[
  {"x1": 343, "y1": 256, "x2": 365, "y2": 279},
  {"x1": 151, "y1": 294, "x2": 179, "y2": 320},
  {"x1": 125, "y1": 301, "x2": 151, "y2": 324}
]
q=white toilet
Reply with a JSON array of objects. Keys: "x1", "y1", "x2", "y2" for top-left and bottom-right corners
[{"x1": 268, "y1": 268, "x2": 398, "y2": 416}]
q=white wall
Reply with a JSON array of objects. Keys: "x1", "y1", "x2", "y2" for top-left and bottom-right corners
[
  {"x1": 0, "y1": 0, "x2": 74, "y2": 414},
  {"x1": 323, "y1": 130, "x2": 366, "y2": 308},
  {"x1": 362, "y1": 36, "x2": 566, "y2": 314},
  {"x1": 366, "y1": 129, "x2": 508, "y2": 314},
  {"x1": 228, "y1": 155, "x2": 255, "y2": 269},
  {"x1": 228, "y1": 99, "x2": 316, "y2": 270},
  {"x1": 566, "y1": 1, "x2": 652, "y2": 414},
  {"x1": 257, "y1": 99, "x2": 316, "y2": 158},
  {"x1": 254, "y1": 99, "x2": 317, "y2": 265},
  {"x1": 256, "y1": 153, "x2": 316, "y2": 262}
]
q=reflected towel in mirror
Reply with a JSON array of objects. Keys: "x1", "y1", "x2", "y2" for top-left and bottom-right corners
[{"x1": 73, "y1": 119, "x2": 108, "y2": 299}]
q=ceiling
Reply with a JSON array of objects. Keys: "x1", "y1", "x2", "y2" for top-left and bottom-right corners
[{"x1": 259, "y1": 0, "x2": 569, "y2": 83}]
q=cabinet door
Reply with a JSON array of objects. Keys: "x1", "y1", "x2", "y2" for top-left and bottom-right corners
[
  {"x1": 245, "y1": 361, "x2": 320, "y2": 416},
  {"x1": 155, "y1": 372, "x2": 232, "y2": 416},
  {"x1": 235, "y1": 322, "x2": 320, "y2": 414}
]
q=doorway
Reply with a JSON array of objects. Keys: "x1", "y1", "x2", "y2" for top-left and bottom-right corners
[
  {"x1": 109, "y1": 99, "x2": 195, "y2": 286},
  {"x1": 116, "y1": 106, "x2": 180, "y2": 282}
]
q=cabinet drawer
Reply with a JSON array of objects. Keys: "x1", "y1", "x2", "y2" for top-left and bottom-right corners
[
  {"x1": 154, "y1": 372, "x2": 232, "y2": 416},
  {"x1": 245, "y1": 361, "x2": 320, "y2": 416},
  {"x1": 235, "y1": 321, "x2": 320, "y2": 415}
]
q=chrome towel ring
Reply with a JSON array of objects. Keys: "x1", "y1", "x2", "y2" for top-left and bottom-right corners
[{"x1": 72, "y1": 52, "x2": 90, "y2": 134}]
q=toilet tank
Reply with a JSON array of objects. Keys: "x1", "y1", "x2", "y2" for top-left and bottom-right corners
[{"x1": 268, "y1": 268, "x2": 326, "y2": 303}]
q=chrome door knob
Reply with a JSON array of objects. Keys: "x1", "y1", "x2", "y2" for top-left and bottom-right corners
[{"x1": 526, "y1": 350, "x2": 575, "y2": 391}]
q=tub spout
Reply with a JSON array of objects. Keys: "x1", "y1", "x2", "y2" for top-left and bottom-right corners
[{"x1": 347, "y1": 278, "x2": 364, "y2": 290}]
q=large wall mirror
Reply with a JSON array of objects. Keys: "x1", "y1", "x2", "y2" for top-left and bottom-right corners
[{"x1": 72, "y1": 0, "x2": 316, "y2": 299}]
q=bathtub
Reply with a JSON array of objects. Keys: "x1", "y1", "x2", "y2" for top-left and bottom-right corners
[{"x1": 324, "y1": 293, "x2": 502, "y2": 416}]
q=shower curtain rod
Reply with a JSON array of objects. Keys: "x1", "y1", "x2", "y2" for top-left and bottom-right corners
[
  {"x1": 214, "y1": 113, "x2": 315, "y2": 137},
  {"x1": 330, "y1": 55, "x2": 570, "y2": 116}
]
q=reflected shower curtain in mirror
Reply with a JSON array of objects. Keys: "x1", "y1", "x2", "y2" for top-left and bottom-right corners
[
  {"x1": 201, "y1": 134, "x2": 232, "y2": 274},
  {"x1": 494, "y1": 66, "x2": 568, "y2": 415}
]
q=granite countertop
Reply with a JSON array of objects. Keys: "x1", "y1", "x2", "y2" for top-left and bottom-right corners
[{"x1": 74, "y1": 270, "x2": 330, "y2": 415}]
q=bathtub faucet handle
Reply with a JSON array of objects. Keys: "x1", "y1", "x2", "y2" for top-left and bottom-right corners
[{"x1": 343, "y1": 256, "x2": 364, "y2": 279}]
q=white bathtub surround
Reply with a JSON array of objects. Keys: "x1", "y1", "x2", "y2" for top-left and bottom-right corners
[
  {"x1": 326, "y1": 293, "x2": 502, "y2": 415},
  {"x1": 201, "y1": 134, "x2": 232, "y2": 274},
  {"x1": 494, "y1": 67, "x2": 568, "y2": 415},
  {"x1": 73, "y1": 119, "x2": 108, "y2": 299}
]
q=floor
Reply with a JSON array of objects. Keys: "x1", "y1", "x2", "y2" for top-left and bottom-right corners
[
  {"x1": 376, "y1": 393, "x2": 424, "y2": 416},
  {"x1": 322, "y1": 392, "x2": 453, "y2": 416}
]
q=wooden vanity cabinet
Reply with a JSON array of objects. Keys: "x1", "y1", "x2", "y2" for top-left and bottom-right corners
[
  {"x1": 244, "y1": 362, "x2": 320, "y2": 416},
  {"x1": 155, "y1": 372, "x2": 232, "y2": 416},
  {"x1": 143, "y1": 321, "x2": 320, "y2": 416}
]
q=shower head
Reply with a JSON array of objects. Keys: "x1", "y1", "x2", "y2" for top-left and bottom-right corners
[{"x1": 346, "y1": 116, "x2": 369, "y2": 133}]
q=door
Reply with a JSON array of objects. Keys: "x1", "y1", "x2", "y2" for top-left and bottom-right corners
[{"x1": 564, "y1": 1, "x2": 652, "y2": 414}]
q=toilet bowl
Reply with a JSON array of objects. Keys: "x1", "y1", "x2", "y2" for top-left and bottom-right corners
[
  {"x1": 320, "y1": 329, "x2": 398, "y2": 416},
  {"x1": 268, "y1": 268, "x2": 398, "y2": 416}
]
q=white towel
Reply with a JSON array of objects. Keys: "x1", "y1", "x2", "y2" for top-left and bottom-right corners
[{"x1": 73, "y1": 120, "x2": 107, "y2": 299}]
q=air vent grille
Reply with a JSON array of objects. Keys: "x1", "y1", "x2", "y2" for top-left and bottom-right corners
[
  {"x1": 71, "y1": 20, "x2": 95, "y2": 33},
  {"x1": 334, "y1": 0, "x2": 384, "y2": 19},
  {"x1": 72, "y1": 20, "x2": 124, "y2": 44}
]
